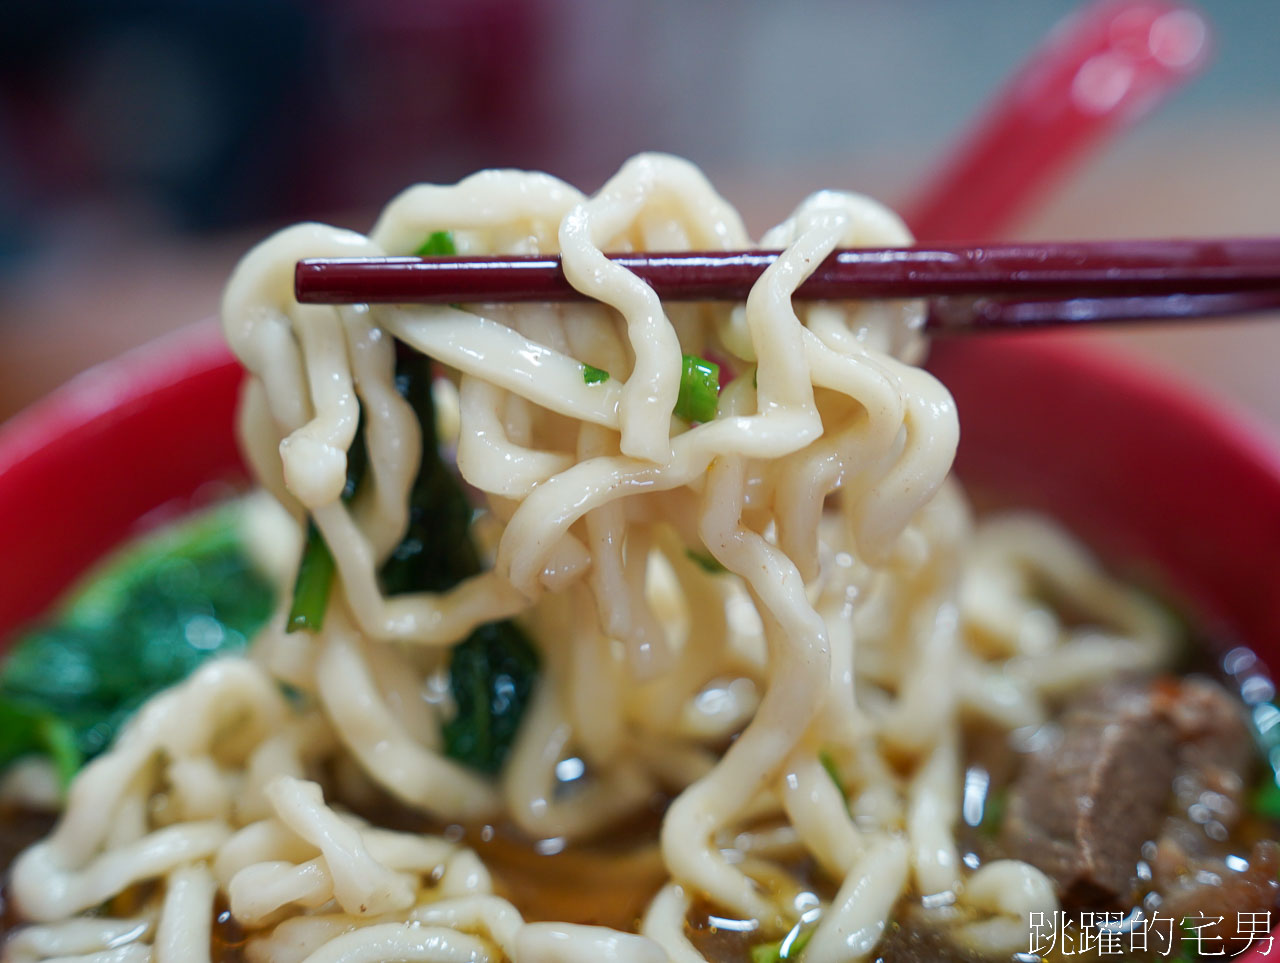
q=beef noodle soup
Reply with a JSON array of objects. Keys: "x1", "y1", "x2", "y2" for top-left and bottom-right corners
[{"x1": 2, "y1": 155, "x2": 1277, "y2": 963}]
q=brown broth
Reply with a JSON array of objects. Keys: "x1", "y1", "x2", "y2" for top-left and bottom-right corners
[
  {"x1": 465, "y1": 820, "x2": 668, "y2": 929},
  {"x1": 211, "y1": 900, "x2": 250, "y2": 961},
  {"x1": 0, "y1": 805, "x2": 56, "y2": 934}
]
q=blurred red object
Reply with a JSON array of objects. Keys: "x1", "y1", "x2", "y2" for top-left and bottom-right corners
[
  {"x1": 906, "y1": 0, "x2": 1210, "y2": 242},
  {"x1": 0, "y1": 322, "x2": 243, "y2": 633}
]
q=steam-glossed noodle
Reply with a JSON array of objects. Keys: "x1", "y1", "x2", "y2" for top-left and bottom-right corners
[{"x1": 5, "y1": 154, "x2": 1218, "y2": 963}]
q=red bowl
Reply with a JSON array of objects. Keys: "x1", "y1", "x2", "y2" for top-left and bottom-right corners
[{"x1": 2, "y1": 324, "x2": 1279, "y2": 958}]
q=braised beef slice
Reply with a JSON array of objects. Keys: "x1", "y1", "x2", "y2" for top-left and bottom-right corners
[
  {"x1": 1002, "y1": 677, "x2": 1259, "y2": 909},
  {"x1": 1001, "y1": 684, "x2": 1178, "y2": 907}
]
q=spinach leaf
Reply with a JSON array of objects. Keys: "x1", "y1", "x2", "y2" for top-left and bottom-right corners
[
  {"x1": 379, "y1": 347, "x2": 538, "y2": 774},
  {"x1": 379, "y1": 348, "x2": 481, "y2": 595},
  {"x1": 441, "y1": 621, "x2": 539, "y2": 774},
  {"x1": 0, "y1": 504, "x2": 273, "y2": 778},
  {"x1": 0, "y1": 696, "x2": 81, "y2": 789}
]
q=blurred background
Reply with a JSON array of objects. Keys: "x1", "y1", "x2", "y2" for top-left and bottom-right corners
[{"x1": 1, "y1": 0, "x2": 1278, "y2": 429}]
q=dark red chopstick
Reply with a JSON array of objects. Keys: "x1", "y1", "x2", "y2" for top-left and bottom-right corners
[
  {"x1": 296, "y1": 238, "x2": 1280, "y2": 309},
  {"x1": 928, "y1": 290, "x2": 1280, "y2": 331}
]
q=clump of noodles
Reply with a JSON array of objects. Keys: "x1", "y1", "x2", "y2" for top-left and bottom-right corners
[{"x1": 4, "y1": 154, "x2": 1176, "y2": 963}]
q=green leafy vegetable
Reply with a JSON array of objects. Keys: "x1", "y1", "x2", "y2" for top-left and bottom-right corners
[
  {"x1": 414, "y1": 230, "x2": 457, "y2": 257},
  {"x1": 287, "y1": 522, "x2": 337, "y2": 633},
  {"x1": 750, "y1": 925, "x2": 814, "y2": 963},
  {"x1": 582, "y1": 364, "x2": 610, "y2": 385},
  {"x1": 685, "y1": 549, "x2": 726, "y2": 574},
  {"x1": 378, "y1": 346, "x2": 539, "y2": 774},
  {"x1": 675, "y1": 354, "x2": 720, "y2": 423},
  {"x1": 1253, "y1": 773, "x2": 1280, "y2": 819},
  {"x1": 441, "y1": 621, "x2": 540, "y2": 774},
  {"x1": 0, "y1": 505, "x2": 273, "y2": 780},
  {"x1": 379, "y1": 350, "x2": 482, "y2": 595},
  {"x1": 0, "y1": 698, "x2": 82, "y2": 789}
]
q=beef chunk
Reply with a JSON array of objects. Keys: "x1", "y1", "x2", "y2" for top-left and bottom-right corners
[
  {"x1": 1156, "y1": 839, "x2": 1280, "y2": 946},
  {"x1": 1001, "y1": 684, "x2": 1178, "y2": 907},
  {"x1": 1002, "y1": 677, "x2": 1259, "y2": 909}
]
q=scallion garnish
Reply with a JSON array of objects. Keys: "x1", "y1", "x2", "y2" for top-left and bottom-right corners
[
  {"x1": 676, "y1": 353, "x2": 720, "y2": 423},
  {"x1": 819, "y1": 748, "x2": 850, "y2": 814},
  {"x1": 287, "y1": 522, "x2": 336, "y2": 633},
  {"x1": 415, "y1": 230, "x2": 457, "y2": 257},
  {"x1": 686, "y1": 549, "x2": 726, "y2": 574}
]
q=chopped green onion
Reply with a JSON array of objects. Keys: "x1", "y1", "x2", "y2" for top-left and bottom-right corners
[
  {"x1": 819, "y1": 748, "x2": 850, "y2": 813},
  {"x1": 751, "y1": 925, "x2": 814, "y2": 963},
  {"x1": 686, "y1": 549, "x2": 726, "y2": 574},
  {"x1": 675, "y1": 354, "x2": 720, "y2": 423},
  {"x1": 980, "y1": 787, "x2": 1007, "y2": 837},
  {"x1": 582, "y1": 364, "x2": 611, "y2": 385},
  {"x1": 750, "y1": 940, "x2": 782, "y2": 963},
  {"x1": 414, "y1": 230, "x2": 457, "y2": 257},
  {"x1": 287, "y1": 522, "x2": 335, "y2": 633},
  {"x1": 288, "y1": 415, "x2": 367, "y2": 632}
]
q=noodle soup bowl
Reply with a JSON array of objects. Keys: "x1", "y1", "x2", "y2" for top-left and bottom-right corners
[{"x1": 1, "y1": 322, "x2": 1279, "y2": 960}]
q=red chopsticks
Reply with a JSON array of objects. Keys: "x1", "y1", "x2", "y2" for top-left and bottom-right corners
[{"x1": 294, "y1": 238, "x2": 1280, "y2": 331}]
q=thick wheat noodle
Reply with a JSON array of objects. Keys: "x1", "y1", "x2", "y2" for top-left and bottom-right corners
[{"x1": 4, "y1": 154, "x2": 1177, "y2": 963}]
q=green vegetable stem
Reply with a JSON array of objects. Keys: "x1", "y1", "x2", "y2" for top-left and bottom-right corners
[{"x1": 285, "y1": 414, "x2": 367, "y2": 635}]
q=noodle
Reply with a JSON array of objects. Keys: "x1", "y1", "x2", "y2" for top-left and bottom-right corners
[{"x1": 3, "y1": 153, "x2": 1177, "y2": 962}]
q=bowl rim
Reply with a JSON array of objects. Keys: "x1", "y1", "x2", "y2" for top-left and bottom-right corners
[{"x1": 0, "y1": 319, "x2": 231, "y2": 470}]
